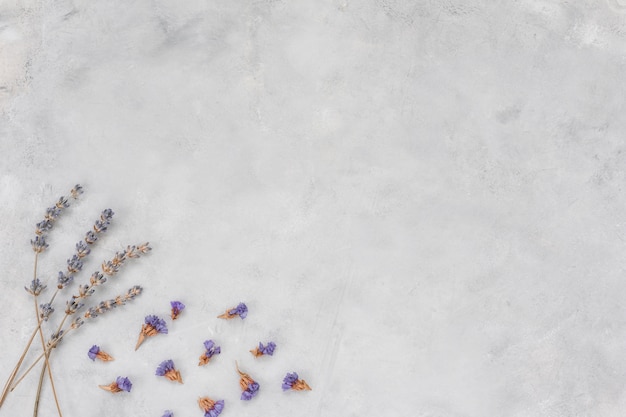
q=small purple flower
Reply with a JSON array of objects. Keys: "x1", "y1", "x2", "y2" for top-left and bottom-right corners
[
  {"x1": 31, "y1": 236, "x2": 48, "y2": 253},
  {"x1": 84, "y1": 230, "x2": 98, "y2": 244},
  {"x1": 282, "y1": 371, "x2": 312, "y2": 391},
  {"x1": 282, "y1": 372, "x2": 299, "y2": 390},
  {"x1": 170, "y1": 300, "x2": 185, "y2": 320},
  {"x1": 25, "y1": 278, "x2": 46, "y2": 296},
  {"x1": 156, "y1": 359, "x2": 183, "y2": 383},
  {"x1": 146, "y1": 315, "x2": 168, "y2": 334},
  {"x1": 199, "y1": 340, "x2": 221, "y2": 366},
  {"x1": 66, "y1": 254, "x2": 83, "y2": 273},
  {"x1": 162, "y1": 411, "x2": 174, "y2": 417},
  {"x1": 88, "y1": 345, "x2": 100, "y2": 361},
  {"x1": 75, "y1": 241, "x2": 91, "y2": 258},
  {"x1": 35, "y1": 220, "x2": 52, "y2": 236},
  {"x1": 241, "y1": 382, "x2": 260, "y2": 400},
  {"x1": 44, "y1": 207, "x2": 61, "y2": 221},
  {"x1": 218, "y1": 302, "x2": 248, "y2": 320},
  {"x1": 39, "y1": 303, "x2": 54, "y2": 321},
  {"x1": 199, "y1": 397, "x2": 224, "y2": 417},
  {"x1": 259, "y1": 341, "x2": 276, "y2": 356},
  {"x1": 115, "y1": 376, "x2": 132, "y2": 392},
  {"x1": 135, "y1": 315, "x2": 168, "y2": 350},
  {"x1": 155, "y1": 359, "x2": 175, "y2": 376},
  {"x1": 230, "y1": 302, "x2": 248, "y2": 319}
]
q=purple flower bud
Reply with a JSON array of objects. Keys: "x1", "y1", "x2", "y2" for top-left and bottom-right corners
[
  {"x1": 67, "y1": 254, "x2": 83, "y2": 273},
  {"x1": 39, "y1": 303, "x2": 54, "y2": 321},
  {"x1": 162, "y1": 411, "x2": 174, "y2": 417},
  {"x1": 170, "y1": 300, "x2": 185, "y2": 320},
  {"x1": 70, "y1": 184, "x2": 83, "y2": 199},
  {"x1": 259, "y1": 341, "x2": 276, "y2": 356},
  {"x1": 100, "y1": 208, "x2": 114, "y2": 223},
  {"x1": 75, "y1": 241, "x2": 90, "y2": 258},
  {"x1": 44, "y1": 207, "x2": 61, "y2": 221},
  {"x1": 204, "y1": 340, "x2": 221, "y2": 357},
  {"x1": 85, "y1": 231, "x2": 98, "y2": 244},
  {"x1": 57, "y1": 271, "x2": 73, "y2": 288},
  {"x1": 35, "y1": 220, "x2": 52, "y2": 236},
  {"x1": 31, "y1": 236, "x2": 49, "y2": 253},
  {"x1": 55, "y1": 196, "x2": 69, "y2": 209},
  {"x1": 281, "y1": 371, "x2": 311, "y2": 391},
  {"x1": 115, "y1": 376, "x2": 132, "y2": 392},
  {"x1": 88, "y1": 345, "x2": 100, "y2": 361},
  {"x1": 282, "y1": 372, "x2": 299, "y2": 390},
  {"x1": 25, "y1": 278, "x2": 46, "y2": 296},
  {"x1": 155, "y1": 359, "x2": 175, "y2": 376},
  {"x1": 228, "y1": 302, "x2": 248, "y2": 319},
  {"x1": 145, "y1": 315, "x2": 168, "y2": 334},
  {"x1": 241, "y1": 382, "x2": 259, "y2": 400}
]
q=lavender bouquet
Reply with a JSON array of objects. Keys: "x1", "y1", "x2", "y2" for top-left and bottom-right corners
[{"x1": 0, "y1": 185, "x2": 152, "y2": 417}]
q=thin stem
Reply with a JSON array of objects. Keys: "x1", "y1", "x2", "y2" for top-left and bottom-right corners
[
  {"x1": 33, "y1": 362, "x2": 45, "y2": 417},
  {"x1": 34, "y1": 298, "x2": 63, "y2": 417},
  {"x1": 10, "y1": 327, "x2": 75, "y2": 392},
  {"x1": 0, "y1": 325, "x2": 39, "y2": 408}
]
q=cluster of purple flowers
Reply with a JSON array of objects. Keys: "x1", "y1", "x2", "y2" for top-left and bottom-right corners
[
  {"x1": 155, "y1": 359, "x2": 175, "y2": 377},
  {"x1": 115, "y1": 376, "x2": 132, "y2": 392},
  {"x1": 241, "y1": 381, "x2": 260, "y2": 401},
  {"x1": 146, "y1": 315, "x2": 168, "y2": 334},
  {"x1": 229, "y1": 303, "x2": 248, "y2": 319},
  {"x1": 170, "y1": 301, "x2": 185, "y2": 320}
]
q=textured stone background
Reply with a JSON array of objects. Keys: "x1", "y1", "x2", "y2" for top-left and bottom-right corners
[{"x1": 1, "y1": 1, "x2": 626, "y2": 416}]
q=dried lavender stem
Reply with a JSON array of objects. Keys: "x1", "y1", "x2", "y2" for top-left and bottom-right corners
[
  {"x1": 33, "y1": 298, "x2": 63, "y2": 417},
  {"x1": 33, "y1": 364, "x2": 45, "y2": 417},
  {"x1": 0, "y1": 319, "x2": 40, "y2": 407},
  {"x1": 9, "y1": 327, "x2": 75, "y2": 392}
]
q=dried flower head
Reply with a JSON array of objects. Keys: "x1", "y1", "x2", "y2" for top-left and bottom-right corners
[
  {"x1": 170, "y1": 301, "x2": 185, "y2": 320},
  {"x1": 99, "y1": 376, "x2": 132, "y2": 393},
  {"x1": 217, "y1": 302, "x2": 247, "y2": 320},
  {"x1": 88, "y1": 345, "x2": 114, "y2": 362},
  {"x1": 281, "y1": 372, "x2": 312, "y2": 391},
  {"x1": 236, "y1": 363, "x2": 259, "y2": 400},
  {"x1": 25, "y1": 278, "x2": 46, "y2": 296},
  {"x1": 39, "y1": 303, "x2": 54, "y2": 321},
  {"x1": 30, "y1": 236, "x2": 49, "y2": 253},
  {"x1": 250, "y1": 341, "x2": 276, "y2": 357},
  {"x1": 198, "y1": 340, "x2": 221, "y2": 366},
  {"x1": 70, "y1": 184, "x2": 83, "y2": 199},
  {"x1": 155, "y1": 359, "x2": 183, "y2": 384},
  {"x1": 135, "y1": 314, "x2": 167, "y2": 350},
  {"x1": 162, "y1": 411, "x2": 174, "y2": 417},
  {"x1": 198, "y1": 396, "x2": 224, "y2": 417}
]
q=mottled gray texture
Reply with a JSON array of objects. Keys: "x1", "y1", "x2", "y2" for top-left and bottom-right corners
[{"x1": 1, "y1": 1, "x2": 626, "y2": 416}]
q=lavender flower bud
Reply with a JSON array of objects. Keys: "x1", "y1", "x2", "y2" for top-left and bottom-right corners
[
  {"x1": 100, "y1": 208, "x2": 114, "y2": 223},
  {"x1": 162, "y1": 411, "x2": 174, "y2": 417},
  {"x1": 35, "y1": 220, "x2": 52, "y2": 236},
  {"x1": 67, "y1": 254, "x2": 83, "y2": 274},
  {"x1": 71, "y1": 317, "x2": 84, "y2": 329},
  {"x1": 70, "y1": 184, "x2": 83, "y2": 199},
  {"x1": 55, "y1": 196, "x2": 69, "y2": 209},
  {"x1": 25, "y1": 278, "x2": 46, "y2": 296},
  {"x1": 44, "y1": 207, "x2": 61, "y2": 221},
  {"x1": 93, "y1": 220, "x2": 108, "y2": 233},
  {"x1": 65, "y1": 296, "x2": 84, "y2": 314},
  {"x1": 39, "y1": 303, "x2": 54, "y2": 321},
  {"x1": 56, "y1": 271, "x2": 72, "y2": 289},
  {"x1": 31, "y1": 236, "x2": 49, "y2": 253},
  {"x1": 84, "y1": 231, "x2": 98, "y2": 244},
  {"x1": 75, "y1": 241, "x2": 90, "y2": 258}
]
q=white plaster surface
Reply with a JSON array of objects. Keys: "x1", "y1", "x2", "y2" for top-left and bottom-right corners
[{"x1": 1, "y1": 1, "x2": 626, "y2": 416}]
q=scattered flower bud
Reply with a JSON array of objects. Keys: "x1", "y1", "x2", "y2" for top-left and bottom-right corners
[
  {"x1": 135, "y1": 315, "x2": 167, "y2": 350},
  {"x1": 198, "y1": 340, "x2": 221, "y2": 366},
  {"x1": 156, "y1": 359, "x2": 183, "y2": 384},
  {"x1": 281, "y1": 372, "x2": 311, "y2": 391},
  {"x1": 170, "y1": 301, "x2": 185, "y2": 320},
  {"x1": 250, "y1": 341, "x2": 276, "y2": 357},
  {"x1": 88, "y1": 345, "x2": 114, "y2": 362},
  {"x1": 217, "y1": 302, "x2": 247, "y2": 320},
  {"x1": 236, "y1": 363, "x2": 259, "y2": 400},
  {"x1": 99, "y1": 376, "x2": 132, "y2": 393},
  {"x1": 198, "y1": 396, "x2": 224, "y2": 417},
  {"x1": 162, "y1": 411, "x2": 174, "y2": 417}
]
